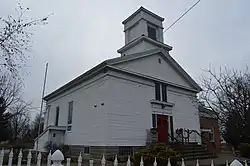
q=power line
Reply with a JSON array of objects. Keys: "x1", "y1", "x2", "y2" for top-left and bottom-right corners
[{"x1": 159, "y1": 0, "x2": 201, "y2": 38}]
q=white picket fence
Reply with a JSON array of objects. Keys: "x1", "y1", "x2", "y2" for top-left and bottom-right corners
[{"x1": 0, "y1": 148, "x2": 249, "y2": 166}]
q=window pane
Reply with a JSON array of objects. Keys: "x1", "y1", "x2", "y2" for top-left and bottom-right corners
[
  {"x1": 152, "y1": 114, "x2": 157, "y2": 128},
  {"x1": 46, "y1": 105, "x2": 51, "y2": 126},
  {"x1": 55, "y1": 107, "x2": 59, "y2": 126},
  {"x1": 84, "y1": 147, "x2": 90, "y2": 154},
  {"x1": 68, "y1": 101, "x2": 73, "y2": 125},
  {"x1": 162, "y1": 84, "x2": 167, "y2": 102},
  {"x1": 155, "y1": 82, "x2": 161, "y2": 100},
  {"x1": 209, "y1": 128, "x2": 214, "y2": 141},
  {"x1": 148, "y1": 26, "x2": 157, "y2": 40}
]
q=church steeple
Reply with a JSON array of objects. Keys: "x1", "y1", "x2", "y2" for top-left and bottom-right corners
[
  {"x1": 118, "y1": 7, "x2": 172, "y2": 56},
  {"x1": 123, "y1": 6, "x2": 164, "y2": 44}
]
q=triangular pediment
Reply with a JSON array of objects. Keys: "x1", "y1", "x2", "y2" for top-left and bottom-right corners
[{"x1": 108, "y1": 49, "x2": 201, "y2": 91}]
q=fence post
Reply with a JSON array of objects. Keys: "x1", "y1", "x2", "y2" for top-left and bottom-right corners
[
  {"x1": 126, "y1": 155, "x2": 131, "y2": 166},
  {"x1": 27, "y1": 150, "x2": 32, "y2": 166},
  {"x1": 66, "y1": 158, "x2": 71, "y2": 166},
  {"x1": 78, "y1": 152, "x2": 82, "y2": 166},
  {"x1": 153, "y1": 157, "x2": 157, "y2": 166},
  {"x1": 244, "y1": 160, "x2": 248, "y2": 166},
  {"x1": 181, "y1": 158, "x2": 185, "y2": 166},
  {"x1": 37, "y1": 152, "x2": 42, "y2": 166},
  {"x1": 114, "y1": 155, "x2": 118, "y2": 166},
  {"x1": 17, "y1": 149, "x2": 23, "y2": 166},
  {"x1": 140, "y1": 156, "x2": 144, "y2": 166},
  {"x1": 89, "y1": 160, "x2": 93, "y2": 166},
  {"x1": 101, "y1": 154, "x2": 106, "y2": 166},
  {"x1": 51, "y1": 149, "x2": 64, "y2": 166},
  {"x1": 230, "y1": 160, "x2": 243, "y2": 166},
  {"x1": 8, "y1": 148, "x2": 13, "y2": 166},
  {"x1": 196, "y1": 159, "x2": 199, "y2": 166},
  {"x1": 47, "y1": 151, "x2": 51, "y2": 166},
  {"x1": 167, "y1": 158, "x2": 171, "y2": 166},
  {"x1": 0, "y1": 148, "x2": 4, "y2": 166},
  {"x1": 211, "y1": 160, "x2": 214, "y2": 166}
]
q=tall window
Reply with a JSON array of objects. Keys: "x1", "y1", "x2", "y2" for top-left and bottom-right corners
[
  {"x1": 55, "y1": 106, "x2": 59, "y2": 126},
  {"x1": 46, "y1": 105, "x2": 51, "y2": 127},
  {"x1": 209, "y1": 127, "x2": 215, "y2": 142},
  {"x1": 148, "y1": 25, "x2": 157, "y2": 40},
  {"x1": 162, "y1": 84, "x2": 167, "y2": 102},
  {"x1": 67, "y1": 101, "x2": 73, "y2": 131},
  {"x1": 155, "y1": 83, "x2": 167, "y2": 102},
  {"x1": 155, "y1": 83, "x2": 161, "y2": 101}
]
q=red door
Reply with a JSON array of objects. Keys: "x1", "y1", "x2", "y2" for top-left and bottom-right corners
[{"x1": 157, "y1": 115, "x2": 169, "y2": 142}]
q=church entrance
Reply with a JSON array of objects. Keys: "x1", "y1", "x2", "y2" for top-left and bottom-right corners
[{"x1": 156, "y1": 115, "x2": 169, "y2": 142}]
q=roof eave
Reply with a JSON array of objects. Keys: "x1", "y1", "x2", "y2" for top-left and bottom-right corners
[
  {"x1": 108, "y1": 65, "x2": 201, "y2": 93},
  {"x1": 43, "y1": 61, "x2": 107, "y2": 101},
  {"x1": 117, "y1": 36, "x2": 172, "y2": 54}
]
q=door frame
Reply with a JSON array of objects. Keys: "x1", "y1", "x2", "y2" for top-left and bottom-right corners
[{"x1": 152, "y1": 113, "x2": 174, "y2": 142}]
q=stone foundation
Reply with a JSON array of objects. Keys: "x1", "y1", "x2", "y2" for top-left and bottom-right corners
[{"x1": 68, "y1": 145, "x2": 144, "y2": 160}]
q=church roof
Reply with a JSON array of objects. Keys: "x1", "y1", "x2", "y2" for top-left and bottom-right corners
[
  {"x1": 44, "y1": 49, "x2": 202, "y2": 101},
  {"x1": 122, "y1": 6, "x2": 164, "y2": 24},
  {"x1": 117, "y1": 35, "x2": 172, "y2": 54}
]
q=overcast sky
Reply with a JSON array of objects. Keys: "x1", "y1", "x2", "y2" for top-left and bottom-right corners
[{"x1": 1, "y1": 0, "x2": 250, "y2": 116}]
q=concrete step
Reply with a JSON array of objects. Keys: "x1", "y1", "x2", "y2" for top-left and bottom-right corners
[
  {"x1": 183, "y1": 152, "x2": 214, "y2": 157},
  {"x1": 183, "y1": 154, "x2": 217, "y2": 161},
  {"x1": 182, "y1": 149, "x2": 210, "y2": 154}
]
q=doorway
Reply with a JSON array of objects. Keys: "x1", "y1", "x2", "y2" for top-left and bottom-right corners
[{"x1": 157, "y1": 115, "x2": 169, "y2": 142}]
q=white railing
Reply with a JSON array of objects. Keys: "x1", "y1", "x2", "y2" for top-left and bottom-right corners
[{"x1": 0, "y1": 148, "x2": 248, "y2": 166}]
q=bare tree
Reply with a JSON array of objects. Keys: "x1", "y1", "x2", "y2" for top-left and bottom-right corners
[
  {"x1": 8, "y1": 102, "x2": 31, "y2": 143},
  {"x1": 0, "y1": 2, "x2": 49, "y2": 76},
  {"x1": 0, "y1": 74, "x2": 22, "y2": 115},
  {"x1": 199, "y1": 66, "x2": 250, "y2": 147},
  {"x1": 0, "y1": 73, "x2": 24, "y2": 142},
  {"x1": 30, "y1": 113, "x2": 44, "y2": 139}
]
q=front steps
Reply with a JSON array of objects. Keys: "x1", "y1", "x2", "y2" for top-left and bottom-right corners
[
  {"x1": 67, "y1": 143, "x2": 217, "y2": 162},
  {"x1": 170, "y1": 143, "x2": 217, "y2": 160}
]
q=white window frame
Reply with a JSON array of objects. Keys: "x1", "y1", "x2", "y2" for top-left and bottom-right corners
[
  {"x1": 147, "y1": 23, "x2": 158, "y2": 40},
  {"x1": 155, "y1": 83, "x2": 168, "y2": 102},
  {"x1": 67, "y1": 101, "x2": 73, "y2": 132},
  {"x1": 201, "y1": 128, "x2": 215, "y2": 142},
  {"x1": 46, "y1": 105, "x2": 51, "y2": 127}
]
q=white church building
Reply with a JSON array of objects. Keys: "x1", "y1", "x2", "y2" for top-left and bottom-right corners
[{"x1": 34, "y1": 6, "x2": 202, "y2": 157}]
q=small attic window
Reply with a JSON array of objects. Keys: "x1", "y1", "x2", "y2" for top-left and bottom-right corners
[
  {"x1": 148, "y1": 25, "x2": 157, "y2": 40},
  {"x1": 158, "y1": 58, "x2": 161, "y2": 64}
]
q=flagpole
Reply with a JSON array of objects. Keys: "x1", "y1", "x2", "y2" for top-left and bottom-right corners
[{"x1": 36, "y1": 62, "x2": 49, "y2": 157}]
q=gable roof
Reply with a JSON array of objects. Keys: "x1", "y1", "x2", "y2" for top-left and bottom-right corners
[
  {"x1": 117, "y1": 35, "x2": 172, "y2": 54},
  {"x1": 44, "y1": 49, "x2": 201, "y2": 101},
  {"x1": 122, "y1": 6, "x2": 164, "y2": 24},
  {"x1": 109, "y1": 48, "x2": 202, "y2": 91},
  {"x1": 199, "y1": 106, "x2": 218, "y2": 119}
]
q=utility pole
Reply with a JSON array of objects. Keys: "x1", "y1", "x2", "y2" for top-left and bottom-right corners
[{"x1": 36, "y1": 62, "x2": 48, "y2": 157}]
